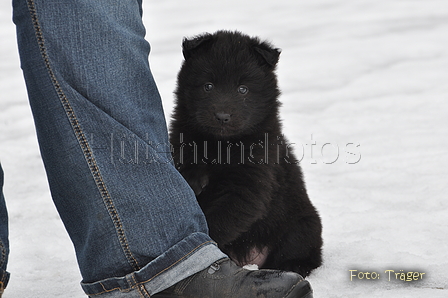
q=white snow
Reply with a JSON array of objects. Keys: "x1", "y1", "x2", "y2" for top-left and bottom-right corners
[
  {"x1": 1, "y1": 0, "x2": 447, "y2": 297},
  {"x1": 242, "y1": 264, "x2": 259, "y2": 271}
]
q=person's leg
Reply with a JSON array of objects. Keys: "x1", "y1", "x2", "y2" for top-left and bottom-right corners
[
  {"x1": 13, "y1": 0, "x2": 313, "y2": 297},
  {"x1": 13, "y1": 0, "x2": 226, "y2": 296},
  {"x1": 0, "y1": 164, "x2": 10, "y2": 296}
]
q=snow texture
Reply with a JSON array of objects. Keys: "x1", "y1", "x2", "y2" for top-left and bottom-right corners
[
  {"x1": 1, "y1": 0, "x2": 447, "y2": 297},
  {"x1": 242, "y1": 264, "x2": 259, "y2": 271}
]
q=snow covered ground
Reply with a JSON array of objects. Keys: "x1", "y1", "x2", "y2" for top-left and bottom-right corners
[{"x1": 1, "y1": 0, "x2": 447, "y2": 297}]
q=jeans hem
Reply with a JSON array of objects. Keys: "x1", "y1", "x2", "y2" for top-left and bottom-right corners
[{"x1": 81, "y1": 232, "x2": 227, "y2": 296}]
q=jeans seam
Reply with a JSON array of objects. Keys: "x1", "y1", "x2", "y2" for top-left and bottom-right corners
[
  {"x1": 0, "y1": 239, "x2": 5, "y2": 268},
  {"x1": 26, "y1": 0, "x2": 140, "y2": 272},
  {"x1": 87, "y1": 240, "x2": 216, "y2": 296},
  {"x1": 137, "y1": 283, "x2": 151, "y2": 298}
]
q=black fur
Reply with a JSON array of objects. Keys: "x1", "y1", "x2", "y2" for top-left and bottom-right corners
[{"x1": 170, "y1": 30, "x2": 322, "y2": 277}]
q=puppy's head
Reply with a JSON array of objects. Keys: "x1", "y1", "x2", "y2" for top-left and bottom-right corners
[{"x1": 174, "y1": 30, "x2": 281, "y2": 139}]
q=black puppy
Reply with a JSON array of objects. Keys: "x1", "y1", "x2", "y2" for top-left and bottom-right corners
[{"x1": 169, "y1": 30, "x2": 322, "y2": 277}]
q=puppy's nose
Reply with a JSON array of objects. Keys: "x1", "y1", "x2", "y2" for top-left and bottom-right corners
[{"x1": 215, "y1": 112, "x2": 231, "y2": 124}]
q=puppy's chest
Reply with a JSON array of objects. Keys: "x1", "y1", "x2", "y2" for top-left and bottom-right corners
[
  {"x1": 175, "y1": 136, "x2": 293, "y2": 167},
  {"x1": 175, "y1": 137, "x2": 293, "y2": 201}
]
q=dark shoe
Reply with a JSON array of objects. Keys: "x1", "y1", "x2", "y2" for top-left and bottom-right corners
[{"x1": 153, "y1": 258, "x2": 313, "y2": 298}]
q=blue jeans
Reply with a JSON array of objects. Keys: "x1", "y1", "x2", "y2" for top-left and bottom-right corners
[
  {"x1": 6, "y1": 0, "x2": 227, "y2": 296},
  {"x1": 0, "y1": 165, "x2": 9, "y2": 293}
]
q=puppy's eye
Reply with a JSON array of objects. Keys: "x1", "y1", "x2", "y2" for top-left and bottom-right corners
[
  {"x1": 204, "y1": 83, "x2": 214, "y2": 92},
  {"x1": 238, "y1": 85, "x2": 249, "y2": 94}
]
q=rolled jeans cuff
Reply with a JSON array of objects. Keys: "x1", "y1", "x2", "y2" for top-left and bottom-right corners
[{"x1": 81, "y1": 232, "x2": 227, "y2": 297}]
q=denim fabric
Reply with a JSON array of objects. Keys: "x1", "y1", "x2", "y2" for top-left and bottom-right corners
[
  {"x1": 12, "y1": 0, "x2": 226, "y2": 296},
  {"x1": 0, "y1": 164, "x2": 10, "y2": 290}
]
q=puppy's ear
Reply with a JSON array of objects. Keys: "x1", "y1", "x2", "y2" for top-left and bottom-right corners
[
  {"x1": 254, "y1": 42, "x2": 281, "y2": 67},
  {"x1": 182, "y1": 33, "x2": 213, "y2": 60}
]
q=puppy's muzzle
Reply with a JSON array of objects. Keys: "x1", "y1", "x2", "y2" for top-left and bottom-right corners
[{"x1": 214, "y1": 112, "x2": 231, "y2": 124}]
